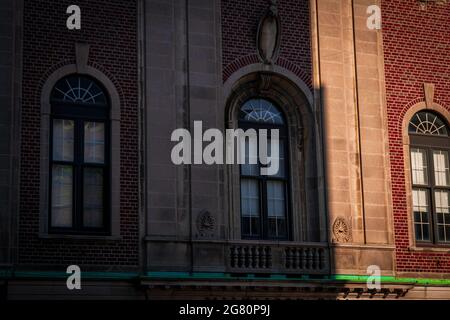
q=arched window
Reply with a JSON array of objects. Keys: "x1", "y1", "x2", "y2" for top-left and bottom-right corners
[
  {"x1": 49, "y1": 75, "x2": 109, "y2": 234},
  {"x1": 239, "y1": 99, "x2": 289, "y2": 240},
  {"x1": 409, "y1": 111, "x2": 450, "y2": 244}
]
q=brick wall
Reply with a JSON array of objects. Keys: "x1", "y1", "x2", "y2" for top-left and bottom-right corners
[
  {"x1": 382, "y1": 0, "x2": 450, "y2": 273},
  {"x1": 19, "y1": 0, "x2": 138, "y2": 268},
  {"x1": 221, "y1": 0, "x2": 312, "y2": 87}
]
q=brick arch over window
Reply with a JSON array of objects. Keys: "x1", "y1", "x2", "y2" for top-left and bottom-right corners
[
  {"x1": 223, "y1": 56, "x2": 313, "y2": 93},
  {"x1": 223, "y1": 63, "x2": 314, "y2": 108},
  {"x1": 224, "y1": 71, "x2": 325, "y2": 242},
  {"x1": 39, "y1": 64, "x2": 121, "y2": 237},
  {"x1": 402, "y1": 102, "x2": 450, "y2": 248}
]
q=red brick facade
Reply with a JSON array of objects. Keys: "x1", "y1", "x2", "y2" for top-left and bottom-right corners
[
  {"x1": 19, "y1": 0, "x2": 139, "y2": 268},
  {"x1": 382, "y1": 0, "x2": 450, "y2": 273},
  {"x1": 17, "y1": 0, "x2": 450, "y2": 274},
  {"x1": 221, "y1": 0, "x2": 312, "y2": 88}
]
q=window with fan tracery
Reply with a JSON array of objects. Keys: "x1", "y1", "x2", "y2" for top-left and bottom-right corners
[
  {"x1": 409, "y1": 111, "x2": 450, "y2": 244},
  {"x1": 49, "y1": 75, "x2": 110, "y2": 234},
  {"x1": 239, "y1": 99, "x2": 289, "y2": 240}
]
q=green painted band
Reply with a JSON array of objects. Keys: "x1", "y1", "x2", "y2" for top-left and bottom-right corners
[
  {"x1": 1, "y1": 270, "x2": 450, "y2": 286},
  {"x1": 144, "y1": 272, "x2": 450, "y2": 286}
]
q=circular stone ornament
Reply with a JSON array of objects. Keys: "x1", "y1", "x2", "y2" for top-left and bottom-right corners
[
  {"x1": 196, "y1": 210, "x2": 216, "y2": 238},
  {"x1": 332, "y1": 217, "x2": 352, "y2": 243}
]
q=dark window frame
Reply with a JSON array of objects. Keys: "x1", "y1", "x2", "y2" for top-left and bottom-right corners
[
  {"x1": 238, "y1": 99, "x2": 292, "y2": 241},
  {"x1": 410, "y1": 129, "x2": 450, "y2": 247},
  {"x1": 48, "y1": 75, "x2": 111, "y2": 235}
]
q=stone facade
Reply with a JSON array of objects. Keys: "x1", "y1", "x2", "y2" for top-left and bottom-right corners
[{"x1": 0, "y1": 0, "x2": 450, "y2": 300}]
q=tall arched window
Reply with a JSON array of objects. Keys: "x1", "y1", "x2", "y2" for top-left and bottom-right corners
[
  {"x1": 409, "y1": 111, "x2": 450, "y2": 244},
  {"x1": 49, "y1": 75, "x2": 110, "y2": 234},
  {"x1": 239, "y1": 99, "x2": 289, "y2": 240}
]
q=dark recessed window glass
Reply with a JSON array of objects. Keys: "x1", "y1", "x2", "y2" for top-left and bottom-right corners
[
  {"x1": 409, "y1": 111, "x2": 450, "y2": 244},
  {"x1": 240, "y1": 99, "x2": 284, "y2": 125},
  {"x1": 409, "y1": 111, "x2": 448, "y2": 136},
  {"x1": 49, "y1": 75, "x2": 110, "y2": 234},
  {"x1": 239, "y1": 98, "x2": 289, "y2": 240}
]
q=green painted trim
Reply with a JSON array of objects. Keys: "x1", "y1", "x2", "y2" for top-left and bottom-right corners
[
  {"x1": 144, "y1": 272, "x2": 450, "y2": 286},
  {"x1": 1, "y1": 270, "x2": 450, "y2": 286},
  {"x1": 329, "y1": 274, "x2": 450, "y2": 286}
]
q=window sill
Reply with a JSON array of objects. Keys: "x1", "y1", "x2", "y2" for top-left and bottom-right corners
[
  {"x1": 39, "y1": 233, "x2": 121, "y2": 241},
  {"x1": 408, "y1": 246, "x2": 450, "y2": 253}
]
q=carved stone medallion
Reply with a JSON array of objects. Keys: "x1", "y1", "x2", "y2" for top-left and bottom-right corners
[
  {"x1": 196, "y1": 210, "x2": 216, "y2": 238},
  {"x1": 332, "y1": 217, "x2": 352, "y2": 243}
]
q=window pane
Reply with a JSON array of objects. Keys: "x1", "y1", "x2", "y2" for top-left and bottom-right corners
[
  {"x1": 84, "y1": 122, "x2": 105, "y2": 163},
  {"x1": 435, "y1": 190, "x2": 450, "y2": 243},
  {"x1": 51, "y1": 75, "x2": 107, "y2": 105},
  {"x1": 83, "y1": 167, "x2": 104, "y2": 228},
  {"x1": 433, "y1": 150, "x2": 450, "y2": 187},
  {"x1": 267, "y1": 181, "x2": 286, "y2": 218},
  {"x1": 240, "y1": 99, "x2": 284, "y2": 125},
  {"x1": 52, "y1": 119, "x2": 74, "y2": 161},
  {"x1": 240, "y1": 137, "x2": 259, "y2": 176},
  {"x1": 268, "y1": 217, "x2": 287, "y2": 239},
  {"x1": 267, "y1": 138, "x2": 285, "y2": 178},
  {"x1": 267, "y1": 180, "x2": 287, "y2": 238},
  {"x1": 412, "y1": 188, "x2": 431, "y2": 241},
  {"x1": 241, "y1": 179, "x2": 260, "y2": 237},
  {"x1": 411, "y1": 148, "x2": 428, "y2": 185},
  {"x1": 51, "y1": 165, "x2": 73, "y2": 227},
  {"x1": 409, "y1": 111, "x2": 449, "y2": 136}
]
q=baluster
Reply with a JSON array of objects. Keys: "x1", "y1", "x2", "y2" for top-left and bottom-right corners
[
  {"x1": 253, "y1": 247, "x2": 259, "y2": 268},
  {"x1": 313, "y1": 248, "x2": 319, "y2": 270},
  {"x1": 284, "y1": 248, "x2": 289, "y2": 268},
  {"x1": 301, "y1": 248, "x2": 307, "y2": 270},
  {"x1": 291, "y1": 248, "x2": 296, "y2": 269},
  {"x1": 294, "y1": 248, "x2": 302, "y2": 269},
  {"x1": 307, "y1": 248, "x2": 313, "y2": 269},
  {"x1": 319, "y1": 248, "x2": 325, "y2": 270},
  {"x1": 260, "y1": 247, "x2": 266, "y2": 268},
  {"x1": 230, "y1": 247, "x2": 236, "y2": 268},
  {"x1": 289, "y1": 248, "x2": 294, "y2": 268},
  {"x1": 265, "y1": 247, "x2": 272, "y2": 268},
  {"x1": 237, "y1": 247, "x2": 243, "y2": 268}
]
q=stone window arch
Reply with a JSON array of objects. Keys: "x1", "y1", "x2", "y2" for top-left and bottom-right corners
[
  {"x1": 39, "y1": 63, "x2": 121, "y2": 238},
  {"x1": 48, "y1": 75, "x2": 110, "y2": 234},
  {"x1": 225, "y1": 72, "x2": 323, "y2": 242}
]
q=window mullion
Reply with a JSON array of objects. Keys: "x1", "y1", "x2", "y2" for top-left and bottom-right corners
[
  {"x1": 430, "y1": 147, "x2": 450, "y2": 244},
  {"x1": 261, "y1": 178, "x2": 268, "y2": 240},
  {"x1": 427, "y1": 148, "x2": 437, "y2": 243},
  {"x1": 428, "y1": 147, "x2": 438, "y2": 244},
  {"x1": 74, "y1": 119, "x2": 84, "y2": 230}
]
